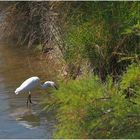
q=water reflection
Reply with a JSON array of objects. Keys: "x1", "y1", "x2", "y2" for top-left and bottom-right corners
[
  {"x1": 10, "y1": 107, "x2": 40, "y2": 129},
  {"x1": 0, "y1": 43, "x2": 56, "y2": 138}
]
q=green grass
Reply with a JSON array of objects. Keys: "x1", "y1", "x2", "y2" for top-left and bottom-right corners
[{"x1": 41, "y1": 63, "x2": 140, "y2": 139}]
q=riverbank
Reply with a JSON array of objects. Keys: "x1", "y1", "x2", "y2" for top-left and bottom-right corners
[{"x1": 0, "y1": 1, "x2": 139, "y2": 139}]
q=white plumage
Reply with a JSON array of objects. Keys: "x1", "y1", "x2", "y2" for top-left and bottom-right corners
[
  {"x1": 15, "y1": 76, "x2": 57, "y2": 105},
  {"x1": 15, "y1": 77, "x2": 40, "y2": 95}
]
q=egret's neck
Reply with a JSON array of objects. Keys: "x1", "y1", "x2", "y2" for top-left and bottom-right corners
[
  {"x1": 40, "y1": 84, "x2": 44, "y2": 89},
  {"x1": 40, "y1": 83, "x2": 48, "y2": 89}
]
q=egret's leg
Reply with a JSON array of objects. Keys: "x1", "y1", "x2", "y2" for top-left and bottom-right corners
[
  {"x1": 29, "y1": 94, "x2": 32, "y2": 104},
  {"x1": 26, "y1": 91, "x2": 31, "y2": 107},
  {"x1": 26, "y1": 95, "x2": 29, "y2": 107},
  {"x1": 29, "y1": 91, "x2": 32, "y2": 104}
]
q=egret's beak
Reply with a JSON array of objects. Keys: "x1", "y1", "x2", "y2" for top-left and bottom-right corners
[{"x1": 54, "y1": 85, "x2": 58, "y2": 90}]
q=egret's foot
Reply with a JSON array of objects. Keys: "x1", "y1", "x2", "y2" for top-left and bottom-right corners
[
  {"x1": 26, "y1": 101, "x2": 32, "y2": 108},
  {"x1": 26, "y1": 100, "x2": 30, "y2": 107},
  {"x1": 26, "y1": 98, "x2": 29, "y2": 107}
]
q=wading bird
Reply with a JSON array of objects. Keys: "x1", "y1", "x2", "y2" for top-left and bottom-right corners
[{"x1": 15, "y1": 76, "x2": 58, "y2": 106}]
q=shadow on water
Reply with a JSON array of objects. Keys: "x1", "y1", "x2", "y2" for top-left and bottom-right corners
[{"x1": 0, "y1": 43, "x2": 57, "y2": 138}]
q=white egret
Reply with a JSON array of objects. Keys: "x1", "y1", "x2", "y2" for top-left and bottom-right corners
[{"x1": 15, "y1": 76, "x2": 58, "y2": 105}]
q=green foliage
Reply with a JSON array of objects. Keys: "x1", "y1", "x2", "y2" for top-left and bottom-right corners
[
  {"x1": 42, "y1": 63, "x2": 140, "y2": 138},
  {"x1": 120, "y1": 63, "x2": 140, "y2": 91},
  {"x1": 62, "y1": 1, "x2": 140, "y2": 79},
  {"x1": 122, "y1": 22, "x2": 140, "y2": 36},
  {"x1": 120, "y1": 63, "x2": 140, "y2": 106}
]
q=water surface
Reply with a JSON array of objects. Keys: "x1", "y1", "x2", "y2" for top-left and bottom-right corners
[{"x1": 0, "y1": 44, "x2": 56, "y2": 138}]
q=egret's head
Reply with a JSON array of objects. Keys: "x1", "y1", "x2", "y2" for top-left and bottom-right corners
[
  {"x1": 15, "y1": 87, "x2": 20, "y2": 95},
  {"x1": 42, "y1": 81, "x2": 58, "y2": 90}
]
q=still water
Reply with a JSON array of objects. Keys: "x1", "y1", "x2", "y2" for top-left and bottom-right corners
[{"x1": 0, "y1": 44, "x2": 56, "y2": 138}]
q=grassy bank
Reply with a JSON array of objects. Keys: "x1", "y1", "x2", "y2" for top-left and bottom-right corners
[{"x1": 41, "y1": 63, "x2": 140, "y2": 138}]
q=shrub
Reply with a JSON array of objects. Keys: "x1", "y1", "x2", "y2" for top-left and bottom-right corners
[{"x1": 41, "y1": 63, "x2": 140, "y2": 138}]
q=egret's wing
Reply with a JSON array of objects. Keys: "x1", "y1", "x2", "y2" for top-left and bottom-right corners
[{"x1": 15, "y1": 77, "x2": 40, "y2": 94}]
